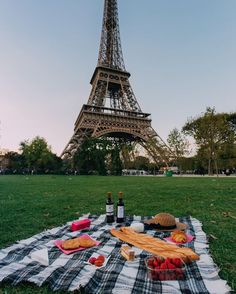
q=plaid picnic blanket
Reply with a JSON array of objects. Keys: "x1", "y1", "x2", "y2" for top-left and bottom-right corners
[{"x1": 0, "y1": 215, "x2": 232, "y2": 293}]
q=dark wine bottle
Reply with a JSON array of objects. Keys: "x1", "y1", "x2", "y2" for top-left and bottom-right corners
[
  {"x1": 106, "y1": 192, "x2": 114, "y2": 223},
  {"x1": 116, "y1": 191, "x2": 125, "y2": 223}
]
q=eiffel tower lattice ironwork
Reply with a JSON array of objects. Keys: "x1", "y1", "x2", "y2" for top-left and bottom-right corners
[{"x1": 61, "y1": 0, "x2": 172, "y2": 165}]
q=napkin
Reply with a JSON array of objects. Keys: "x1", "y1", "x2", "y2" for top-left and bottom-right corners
[{"x1": 30, "y1": 248, "x2": 49, "y2": 266}]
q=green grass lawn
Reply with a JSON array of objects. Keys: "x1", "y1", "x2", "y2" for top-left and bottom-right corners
[{"x1": 0, "y1": 175, "x2": 236, "y2": 293}]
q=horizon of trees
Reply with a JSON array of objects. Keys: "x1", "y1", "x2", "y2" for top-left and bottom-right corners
[{"x1": 1, "y1": 107, "x2": 236, "y2": 176}]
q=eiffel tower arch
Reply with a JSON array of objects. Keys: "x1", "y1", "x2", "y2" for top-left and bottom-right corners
[{"x1": 61, "y1": 0, "x2": 172, "y2": 166}]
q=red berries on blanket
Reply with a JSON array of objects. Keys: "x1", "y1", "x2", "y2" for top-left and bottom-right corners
[
  {"x1": 171, "y1": 257, "x2": 183, "y2": 268},
  {"x1": 146, "y1": 256, "x2": 185, "y2": 280},
  {"x1": 88, "y1": 257, "x2": 97, "y2": 264},
  {"x1": 89, "y1": 255, "x2": 105, "y2": 267}
]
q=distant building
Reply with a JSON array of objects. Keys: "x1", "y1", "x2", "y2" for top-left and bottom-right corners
[
  {"x1": 0, "y1": 148, "x2": 10, "y2": 171},
  {"x1": 0, "y1": 148, "x2": 9, "y2": 155},
  {"x1": 160, "y1": 166, "x2": 179, "y2": 174},
  {"x1": 122, "y1": 169, "x2": 148, "y2": 176}
]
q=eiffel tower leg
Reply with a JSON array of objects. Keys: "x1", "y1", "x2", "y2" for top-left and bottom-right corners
[
  {"x1": 140, "y1": 141, "x2": 166, "y2": 167},
  {"x1": 61, "y1": 129, "x2": 93, "y2": 160},
  {"x1": 139, "y1": 127, "x2": 173, "y2": 167}
]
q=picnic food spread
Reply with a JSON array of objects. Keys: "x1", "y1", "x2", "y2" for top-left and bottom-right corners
[
  {"x1": 110, "y1": 226, "x2": 199, "y2": 263},
  {"x1": 61, "y1": 210, "x2": 198, "y2": 267},
  {"x1": 1, "y1": 214, "x2": 232, "y2": 293}
]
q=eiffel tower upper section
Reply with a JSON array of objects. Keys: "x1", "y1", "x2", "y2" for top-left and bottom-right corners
[
  {"x1": 61, "y1": 0, "x2": 171, "y2": 164},
  {"x1": 98, "y1": 0, "x2": 126, "y2": 71},
  {"x1": 87, "y1": 0, "x2": 142, "y2": 113}
]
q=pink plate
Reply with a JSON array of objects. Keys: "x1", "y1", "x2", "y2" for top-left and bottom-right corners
[
  {"x1": 164, "y1": 234, "x2": 194, "y2": 244},
  {"x1": 54, "y1": 234, "x2": 100, "y2": 255}
]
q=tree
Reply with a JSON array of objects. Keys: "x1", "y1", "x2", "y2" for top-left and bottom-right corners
[
  {"x1": 217, "y1": 142, "x2": 236, "y2": 171},
  {"x1": 2, "y1": 151, "x2": 25, "y2": 173},
  {"x1": 180, "y1": 156, "x2": 198, "y2": 173},
  {"x1": 133, "y1": 156, "x2": 150, "y2": 171},
  {"x1": 109, "y1": 144, "x2": 123, "y2": 175},
  {"x1": 19, "y1": 136, "x2": 61, "y2": 173},
  {"x1": 73, "y1": 137, "x2": 109, "y2": 175},
  {"x1": 167, "y1": 128, "x2": 190, "y2": 173},
  {"x1": 183, "y1": 107, "x2": 235, "y2": 175},
  {"x1": 120, "y1": 143, "x2": 135, "y2": 170},
  {"x1": 228, "y1": 113, "x2": 236, "y2": 130}
]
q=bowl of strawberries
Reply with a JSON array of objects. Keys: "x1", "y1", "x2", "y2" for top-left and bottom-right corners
[{"x1": 145, "y1": 256, "x2": 185, "y2": 281}]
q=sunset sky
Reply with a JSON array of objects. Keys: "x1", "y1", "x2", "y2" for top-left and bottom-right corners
[{"x1": 1, "y1": 0, "x2": 236, "y2": 155}]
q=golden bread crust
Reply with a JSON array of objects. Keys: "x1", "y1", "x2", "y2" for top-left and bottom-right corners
[
  {"x1": 61, "y1": 236, "x2": 96, "y2": 250},
  {"x1": 61, "y1": 237, "x2": 81, "y2": 250},
  {"x1": 77, "y1": 236, "x2": 96, "y2": 248},
  {"x1": 110, "y1": 227, "x2": 199, "y2": 263},
  {"x1": 171, "y1": 230, "x2": 188, "y2": 243}
]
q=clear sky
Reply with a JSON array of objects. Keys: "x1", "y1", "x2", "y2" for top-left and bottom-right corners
[{"x1": 1, "y1": 0, "x2": 236, "y2": 155}]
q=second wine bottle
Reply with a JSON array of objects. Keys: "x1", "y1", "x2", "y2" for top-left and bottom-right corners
[{"x1": 116, "y1": 191, "x2": 125, "y2": 223}]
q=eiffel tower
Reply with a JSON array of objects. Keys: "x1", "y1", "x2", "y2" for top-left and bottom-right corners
[{"x1": 61, "y1": 0, "x2": 172, "y2": 165}]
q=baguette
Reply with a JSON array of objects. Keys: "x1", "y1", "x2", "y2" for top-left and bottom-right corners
[{"x1": 110, "y1": 227, "x2": 199, "y2": 263}]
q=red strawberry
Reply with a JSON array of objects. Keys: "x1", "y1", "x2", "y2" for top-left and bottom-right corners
[
  {"x1": 175, "y1": 268, "x2": 184, "y2": 280},
  {"x1": 97, "y1": 255, "x2": 105, "y2": 263},
  {"x1": 159, "y1": 273, "x2": 166, "y2": 281},
  {"x1": 147, "y1": 259, "x2": 154, "y2": 268},
  {"x1": 171, "y1": 258, "x2": 183, "y2": 268},
  {"x1": 157, "y1": 258, "x2": 163, "y2": 265},
  {"x1": 94, "y1": 260, "x2": 103, "y2": 267},
  {"x1": 166, "y1": 257, "x2": 172, "y2": 263},
  {"x1": 160, "y1": 262, "x2": 168, "y2": 270},
  {"x1": 164, "y1": 272, "x2": 170, "y2": 280},
  {"x1": 175, "y1": 268, "x2": 183, "y2": 274},
  {"x1": 167, "y1": 263, "x2": 176, "y2": 270},
  {"x1": 155, "y1": 272, "x2": 160, "y2": 280},
  {"x1": 150, "y1": 271, "x2": 155, "y2": 279},
  {"x1": 164, "y1": 259, "x2": 174, "y2": 269},
  {"x1": 150, "y1": 269, "x2": 157, "y2": 280},
  {"x1": 153, "y1": 260, "x2": 159, "y2": 268},
  {"x1": 88, "y1": 257, "x2": 96, "y2": 264},
  {"x1": 153, "y1": 271, "x2": 159, "y2": 280},
  {"x1": 177, "y1": 273, "x2": 185, "y2": 280},
  {"x1": 170, "y1": 273, "x2": 177, "y2": 280}
]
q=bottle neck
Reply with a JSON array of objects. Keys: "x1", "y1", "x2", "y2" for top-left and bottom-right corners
[
  {"x1": 107, "y1": 192, "x2": 112, "y2": 199},
  {"x1": 118, "y1": 192, "x2": 123, "y2": 201}
]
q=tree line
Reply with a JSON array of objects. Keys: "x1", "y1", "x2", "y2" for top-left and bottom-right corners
[{"x1": 1, "y1": 107, "x2": 236, "y2": 176}]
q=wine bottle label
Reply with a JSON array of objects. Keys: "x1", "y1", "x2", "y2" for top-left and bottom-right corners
[
  {"x1": 106, "y1": 204, "x2": 114, "y2": 215},
  {"x1": 117, "y1": 206, "x2": 124, "y2": 218}
]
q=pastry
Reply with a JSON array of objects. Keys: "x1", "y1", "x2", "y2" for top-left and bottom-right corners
[
  {"x1": 61, "y1": 236, "x2": 96, "y2": 250},
  {"x1": 61, "y1": 237, "x2": 81, "y2": 250},
  {"x1": 171, "y1": 230, "x2": 188, "y2": 243},
  {"x1": 77, "y1": 236, "x2": 96, "y2": 248}
]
